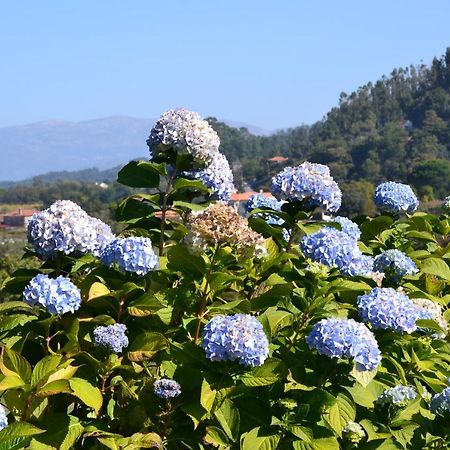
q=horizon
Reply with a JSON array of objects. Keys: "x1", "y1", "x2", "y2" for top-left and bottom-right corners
[{"x1": 2, "y1": 1, "x2": 450, "y2": 130}]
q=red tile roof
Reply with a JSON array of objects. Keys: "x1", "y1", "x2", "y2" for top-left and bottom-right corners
[
  {"x1": 4, "y1": 209, "x2": 39, "y2": 217},
  {"x1": 268, "y1": 156, "x2": 288, "y2": 162},
  {"x1": 230, "y1": 191, "x2": 274, "y2": 201}
]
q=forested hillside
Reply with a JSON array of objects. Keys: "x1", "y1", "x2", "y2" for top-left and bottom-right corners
[{"x1": 210, "y1": 48, "x2": 450, "y2": 214}]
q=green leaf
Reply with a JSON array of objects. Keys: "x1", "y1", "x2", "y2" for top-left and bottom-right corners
[
  {"x1": 117, "y1": 161, "x2": 163, "y2": 188},
  {"x1": 172, "y1": 177, "x2": 211, "y2": 193},
  {"x1": 116, "y1": 432, "x2": 163, "y2": 449},
  {"x1": 27, "y1": 414, "x2": 83, "y2": 450},
  {"x1": 69, "y1": 378, "x2": 103, "y2": 414},
  {"x1": 322, "y1": 394, "x2": 356, "y2": 437},
  {"x1": 127, "y1": 332, "x2": 168, "y2": 362},
  {"x1": 345, "y1": 381, "x2": 385, "y2": 408},
  {"x1": 127, "y1": 292, "x2": 166, "y2": 317},
  {"x1": 240, "y1": 359, "x2": 287, "y2": 387},
  {"x1": 200, "y1": 378, "x2": 218, "y2": 413},
  {"x1": 0, "y1": 422, "x2": 44, "y2": 445},
  {"x1": 420, "y1": 257, "x2": 450, "y2": 281},
  {"x1": 0, "y1": 347, "x2": 32, "y2": 383},
  {"x1": 0, "y1": 301, "x2": 32, "y2": 314},
  {"x1": 203, "y1": 427, "x2": 230, "y2": 447},
  {"x1": 172, "y1": 200, "x2": 208, "y2": 211},
  {"x1": 36, "y1": 379, "x2": 72, "y2": 397},
  {"x1": 241, "y1": 427, "x2": 280, "y2": 450},
  {"x1": 350, "y1": 364, "x2": 377, "y2": 387},
  {"x1": 31, "y1": 355, "x2": 65, "y2": 387},
  {"x1": 0, "y1": 375, "x2": 26, "y2": 391},
  {"x1": 167, "y1": 245, "x2": 206, "y2": 279},
  {"x1": 214, "y1": 398, "x2": 240, "y2": 441}
]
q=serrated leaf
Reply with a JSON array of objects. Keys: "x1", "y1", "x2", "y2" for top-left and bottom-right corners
[
  {"x1": 203, "y1": 426, "x2": 230, "y2": 447},
  {"x1": 0, "y1": 375, "x2": 26, "y2": 391},
  {"x1": 420, "y1": 257, "x2": 450, "y2": 281},
  {"x1": 0, "y1": 347, "x2": 32, "y2": 383},
  {"x1": 322, "y1": 394, "x2": 356, "y2": 436},
  {"x1": 240, "y1": 359, "x2": 287, "y2": 387},
  {"x1": 127, "y1": 332, "x2": 168, "y2": 362},
  {"x1": 214, "y1": 398, "x2": 240, "y2": 441},
  {"x1": 127, "y1": 292, "x2": 166, "y2": 317},
  {"x1": 241, "y1": 427, "x2": 280, "y2": 450},
  {"x1": 88, "y1": 282, "x2": 110, "y2": 300},
  {"x1": 350, "y1": 364, "x2": 377, "y2": 387},
  {"x1": 69, "y1": 378, "x2": 103, "y2": 414},
  {"x1": 0, "y1": 422, "x2": 44, "y2": 444}
]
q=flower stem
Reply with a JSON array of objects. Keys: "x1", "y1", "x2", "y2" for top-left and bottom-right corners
[{"x1": 159, "y1": 168, "x2": 178, "y2": 256}]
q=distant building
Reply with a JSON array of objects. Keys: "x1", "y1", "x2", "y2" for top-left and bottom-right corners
[
  {"x1": 95, "y1": 182, "x2": 109, "y2": 189},
  {"x1": 403, "y1": 120, "x2": 413, "y2": 130},
  {"x1": 2, "y1": 209, "x2": 39, "y2": 228},
  {"x1": 230, "y1": 191, "x2": 275, "y2": 214},
  {"x1": 267, "y1": 155, "x2": 289, "y2": 177},
  {"x1": 267, "y1": 156, "x2": 289, "y2": 163}
]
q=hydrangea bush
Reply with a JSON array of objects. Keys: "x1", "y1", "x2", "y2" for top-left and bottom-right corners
[{"x1": 1, "y1": 108, "x2": 450, "y2": 449}]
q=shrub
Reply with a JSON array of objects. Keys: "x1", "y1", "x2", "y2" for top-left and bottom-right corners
[{"x1": 1, "y1": 109, "x2": 450, "y2": 449}]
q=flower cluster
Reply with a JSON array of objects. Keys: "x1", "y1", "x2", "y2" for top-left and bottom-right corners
[
  {"x1": 185, "y1": 152, "x2": 235, "y2": 202},
  {"x1": 357, "y1": 288, "x2": 419, "y2": 333},
  {"x1": 374, "y1": 182, "x2": 419, "y2": 214},
  {"x1": 93, "y1": 323, "x2": 129, "y2": 353},
  {"x1": 246, "y1": 193, "x2": 284, "y2": 226},
  {"x1": 23, "y1": 274, "x2": 81, "y2": 315},
  {"x1": 185, "y1": 203, "x2": 266, "y2": 258},
  {"x1": 373, "y1": 250, "x2": 418, "y2": 281},
  {"x1": 300, "y1": 227, "x2": 373, "y2": 276},
  {"x1": 376, "y1": 386, "x2": 417, "y2": 407},
  {"x1": 343, "y1": 421, "x2": 365, "y2": 443},
  {"x1": 271, "y1": 162, "x2": 342, "y2": 212},
  {"x1": 430, "y1": 387, "x2": 450, "y2": 414},
  {"x1": 330, "y1": 216, "x2": 361, "y2": 240},
  {"x1": 100, "y1": 237, "x2": 159, "y2": 276},
  {"x1": 0, "y1": 405, "x2": 7, "y2": 431},
  {"x1": 306, "y1": 318, "x2": 381, "y2": 371},
  {"x1": 28, "y1": 200, "x2": 114, "y2": 258},
  {"x1": 443, "y1": 195, "x2": 450, "y2": 212},
  {"x1": 154, "y1": 379, "x2": 182, "y2": 399},
  {"x1": 147, "y1": 108, "x2": 220, "y2": 166},
  {"x1": 202, "y1": 314, "x2": 269, "y2": 367},
  {"x1": 413, "y1": 298, "x2": 448, "y2": 339}
]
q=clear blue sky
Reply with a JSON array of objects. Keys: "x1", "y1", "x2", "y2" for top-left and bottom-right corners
[{"x1": 1, "y1": 1, "x2": 450, "y2": 130}]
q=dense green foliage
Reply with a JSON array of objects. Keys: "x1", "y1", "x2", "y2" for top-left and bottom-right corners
[{"x1": 1, "y1": 153, "x2": 450, "y2": 449}]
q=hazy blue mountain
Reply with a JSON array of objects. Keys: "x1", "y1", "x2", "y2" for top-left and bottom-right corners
[{"x1": 0, "y1": 116, "x2": 271, "y2": 181}]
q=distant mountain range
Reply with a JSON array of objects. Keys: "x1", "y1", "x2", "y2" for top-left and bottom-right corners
[{"x1": 0, "y1": 116, "x2": 273, "y2": 182}]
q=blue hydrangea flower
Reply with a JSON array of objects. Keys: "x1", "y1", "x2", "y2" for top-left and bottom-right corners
[
  {"x1": 306, "y1": 318, "x2": 381, "y2": 371},
  {"x1": 376, "y1": 386, "x2": 417, "y2": 407},
  {"x1": 374, "y1": 182, "x2": 419, "y2": 214},
  {"x1": 357, "y1": 288, "x2": 419, "y2": 333},
  {"x1": 202, "y1": 314, "x2": 269, "y2": 367},
  {"x1": 443, "y1": 196, "x2": 450, "y2": 213},
  {"x1": 301, "y1": 227, "x2": 372, "y2": 276},
  {"x1": 100, "y1": 237, "x2": 159, "y2": 276},
  {"x1": 147, "y1": 108, "x2": 220, "y2": 166},
  {"x1": 413, "y1": 298, "x2": 448, "y2": 339},
  {"x1": 331, "y1": 216, "x2": 361, "y2": 240},
  {"x1": 246, "y1": 193, "x2": 284, "y2": 226},
  {"x1": 271, "y1": 162, "x2": 342, "y2": 212},
  {"x1": 93, "y1": 323, "x2": 129, "y2": 353},
  {"x1": 373, "y1": 250, "x2": 418, "y2": 281},
  {"x1": 154, "y1": 379, "x2": 181, "y2": 399},
  {"x1": 27, "y1": 200, "x2": 115, "y2": 259},
  {"x1": 23, "y1": 274, "x2": 81, "y2": 315},
  {"x1": 0, "y1": 405, "x2": 7, "y2": 431},
  {"x1": 430, "y1": 387, "x2": 450, "y2": 414},
  {"x1": 184, "y1": 152, "x2": 235, "y2": 202}
]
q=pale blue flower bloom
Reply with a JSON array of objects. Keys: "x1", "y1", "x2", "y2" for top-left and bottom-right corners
[
  {"x1": 374, "y1": 182, "x2": 419, "y2": 214},
  {"x1": 202, "y1": 314, "x2": 269, "y2": 367},
  {"x1": 331, "y1": 216, "x2": 361, "y2": 240},
  {"x1": 301, "y1": 227, "x2": 372, "y2": 276},
  {"x1": 147, "y1": 108, "x2": 220, "y2": 166},
  {"x1": 373, "y1": 250, "x2": 418, "y2": 281},
  {"x1": 23, "y1": 274, "x2": 81, "y2": 315},
  {"x1": 27, "y1": 200, "x2": 114, "y2": 258},
  {"x1": 154, "y1": 379, "x2": 181, "y2": 399},
  {"x1": 94, "y1": 323, "x2": 129, "y2": 353},
  {"x1": 101, "y1": 237, "x2": 159, "y2": 276},
  {"x1": 0, "y1": 405, "x2": 7, "y2": 431},
  {"x1": 376, "y1": 386, "x2": 417, "y2": 407},
  {"x1": 185, "y1": 152, "x2": 235, "y2": 202},
  {"x1": 246, "y1": 193, "x2": 284, "y2": 226},
  {"x1": 358, "y1": 288, "x2": 419, "y2": 333},
  {"x1": 272, "y1": 162, "x2": 342, "y2": 212},
  {"x1": 431, "y1": 387, "x2": 450, "y2": 414},
  {"x1": 306, "y1": 318, "x2": 381, "y2": 371}
]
